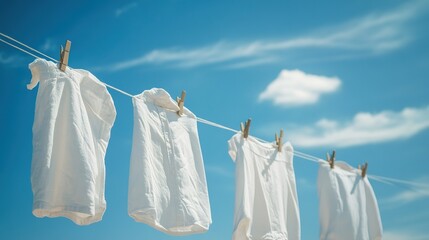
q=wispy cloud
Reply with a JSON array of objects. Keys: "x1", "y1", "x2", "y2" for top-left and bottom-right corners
[
  {"x1": 226, "y1": 56, "x2": 279, "y2": 69},
  {"x1": 205, "y1": 165, "x2": 233, "y2": 178},
  {"x1": 281, "y1": 105, "x2": 429, "y2": 148},
  {"x1": 259, "y1": 69, "x2": 341, "y2": 107},
  {"x1": 386, "y1": 188, "x2": 429, "y2": 204},
  {"x1": 104, "y1": 1, "x2": 429, "y2": 71},
  {"x1": 297, "y1": 178, "x2": 316, "y2": 190},
  {"x1": 0, "y1": 52, "x2": 25, "y2": 66},
  {"x1": 40, "y1": 39, "x2": 56, "y2": 52},
  {"x1": 384, "y1": 229, "x2": 429, "y2": 240},
  {"x1": 0, "y1": 52, "x2": 17, "y2": 64},
  {"x1": 383, "y1": 177, "x2": 429, "y2": 206},
  {"x1": 115, "y1": 2, "x2": 138, "y2": 17},
  {"x1": 107, "y1": 41, "x2": 265, "y2": 70}
]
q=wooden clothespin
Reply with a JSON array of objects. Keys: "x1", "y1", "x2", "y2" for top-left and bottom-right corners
[
  {"x1": 326, "y1": 150, "x2": 336, "y2": 169},
  {"x1": 176, "y1": 90, "x2": 186, "y2": 116},
  {"x1": 275, "y1": 129, "x2": 284, "y2": 152},
  {"x1": 59, "y1": 40, "x2": 71, "y2": 72},
  {"x1": 358, "y1": 162, "x2": 368, "y2": 178},
  {"x1": 240, "y1": 118, "x2": 251, "y2": 138}
]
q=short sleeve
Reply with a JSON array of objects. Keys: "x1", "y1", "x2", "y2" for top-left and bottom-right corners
[
  {"x1": 27, "y1": 59, "x2": 42, "y2": 90},
  {"x1": 79, "y1": 70, "x2": 116, "y2": 128},
  {"x1": 228, "y1": 134, "x2": 239, "y2": 162}
]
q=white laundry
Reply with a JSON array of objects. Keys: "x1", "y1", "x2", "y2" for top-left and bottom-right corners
[
  {"x1": 228, "y1": 133, "x2": 300, "y2": 240},
  {"x1": 318, "y1": 161, "x2": 383, "y2": 240},
  {"x1": 28, "y1": 59, "x2": 116, "y2": 225},
  {"x1": 128, "y1": 88, "x2": 211, "y2": 235}
]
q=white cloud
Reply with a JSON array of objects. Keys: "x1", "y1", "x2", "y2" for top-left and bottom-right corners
[
  {"x1": 383, "y1": 176, "x2": 429, "y2": 205},
  {"x1": 205, "y1": 165, "x2": 233, "y2": 178},
  {"x1": 226, "y1": 56, "x2": 279, "y2": 69},
  {"x1": 259, "y1": 69, "x2": 341, "y2": 106},
  {"x1": 0, "y1": 52, "x2": 25, "y2": 66},
  {"x1": 297, "y1": 178, "x2": 316, "y2": 190},
  {"x1": 108, "y1": 41, "x2": 263, "y2": 70},
  {"x1": 115, "y1": 2, "x2": 138, "y2": 17},
  {"x1": 285, "y1": 106, "x2": 429, "y2": 148},
  {"x1": 387, "y1": 188, "x2": 429, "y2": 203},
  {"x1": 40, "y1": 39, "x2": 56, "y2": 52},
  {"x1": 103, "y1": 1, "x2": 429, "y2": 71},
  {"x1": 384, "y1": 230, "x2": 428, "y2": 240},
  {"x1": 0, "y1": 52, "x2": 16, "y2": 64}
]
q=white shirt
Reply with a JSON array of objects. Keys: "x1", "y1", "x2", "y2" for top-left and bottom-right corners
[
  {"x1": 318, "y1": 161, "x2": 383, "y2": 240},
  {"x1": 228, "y1": 133, "x2": 300, "y2": 240},
  {"x1": 28, "y1": 59, "x2": 116, "y2": 225},
  {"x1": 128, "y1": 88, "x2": 212, "y2": 235}
]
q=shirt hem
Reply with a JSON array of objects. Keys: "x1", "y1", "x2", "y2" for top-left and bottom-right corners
[
  {"x1": 129, "y1": 208, "x2": 210, "y2": 236},
  {"x1": 33, "y1": 200, "x2": 105, "y2": 225}
]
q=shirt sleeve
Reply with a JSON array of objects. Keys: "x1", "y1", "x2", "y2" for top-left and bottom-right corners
[
  {"x1": 227, "y1": 134, "x2": 238, "y2": 162},
  {"x1": 79, "y1": 70, "x2": 117, "y2": 128},
  {"x1": 27, "y1": 59, "x2": 43, "y2": 90}
]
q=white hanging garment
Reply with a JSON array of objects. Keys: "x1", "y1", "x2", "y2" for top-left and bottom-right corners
[
  {"x1": 318, "y1": 161, "x2": 383, "y2": 240},
  {"x1": 128, "y1": 88, "x2": 212, "y2": 235},
  {"x1": 228, "y1": 133, "x2": 300, "y2": 240},
  {"x1": 28, "y1": 59, "x2": 116, "y2": 225}
]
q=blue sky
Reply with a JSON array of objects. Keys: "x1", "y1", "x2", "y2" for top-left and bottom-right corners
[{"x1": 1, "y1": 0, "x2": 429, "y2": 239}]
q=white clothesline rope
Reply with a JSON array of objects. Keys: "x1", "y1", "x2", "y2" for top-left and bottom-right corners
[
  {"x1": 1, "y1": 32, "x2": 426, "y2": 190},
  {"x1": 103, "y1": 82, "x2": 135, "y2": 98},
  {"x1": 0, "y1": 33, "x2": 58, "y2": 62},
  {"x1": 0, "y1": 38, "x2": 41, "y2": 60}
]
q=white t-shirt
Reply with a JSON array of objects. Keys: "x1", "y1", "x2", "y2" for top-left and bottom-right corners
[
  {"x1": 228, "y1": 133, "x2": 300, "y2": 240},
  {"x1": 128, "y1": 88, "x2": 212, "y2": 235},
  {"x1": 318, "y1": 161, "x2": 383, "y2": 240},
  {"x1": 28, "y1": 59, "x2": 116, "y2": 225}
]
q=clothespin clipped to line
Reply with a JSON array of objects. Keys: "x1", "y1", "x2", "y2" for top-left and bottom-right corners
[
  {"x1": 358, "y1": 162, "x2": 368, "y2": 178},
  {"x1": 176, "y1": 90, "x2": 186, "y2": 116},
  {"x1": 326, "y1": 150, "x2": 336, "y2": 169},
  {"x1": 275, "y1": 129, "x2": 284, "y2": 152},
  {"x1": 59, "y1": 40, "x2": 71, "y2": 72},
  {"x1": 240, "y1": 118, "x2": 251, "y2": 139}
]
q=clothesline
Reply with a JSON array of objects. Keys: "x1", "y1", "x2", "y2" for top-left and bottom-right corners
[{"x1": 0, "y1": 32, "x2": 426, "y2": 190}]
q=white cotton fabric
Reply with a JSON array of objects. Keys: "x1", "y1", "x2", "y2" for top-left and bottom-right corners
[
  {"x1": 128, "y1": 88, "x2": 211, "y2": 235},
  {"x1": 28, "y1": 59, "x2": 116, "y2": 225},
  {"x1": 228, "y1": 133, "x2": 300, "y2": 240},
  {"x1": 318, "y1": 161, "x2": 383, "y2": 240}
]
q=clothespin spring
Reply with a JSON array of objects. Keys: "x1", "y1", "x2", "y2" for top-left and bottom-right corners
[
  {"x1": 176, "y1": 90, "x2": 186, "y2": 116},
  {"x1": 59, "y1": 40, "x2": 71, "y2": 72},
  {"x1": 359, "y1": 162, "x2": 368, "y2": 178},
  {"x1": 326, "y1": 150, "x2": 336, "y2": 169},
  {"x1": 275, "y1": 129, "x2": 284, "y2": 152},
  {"x1": 241, "y1": 119, "x2": 251, "y2": 139}
]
